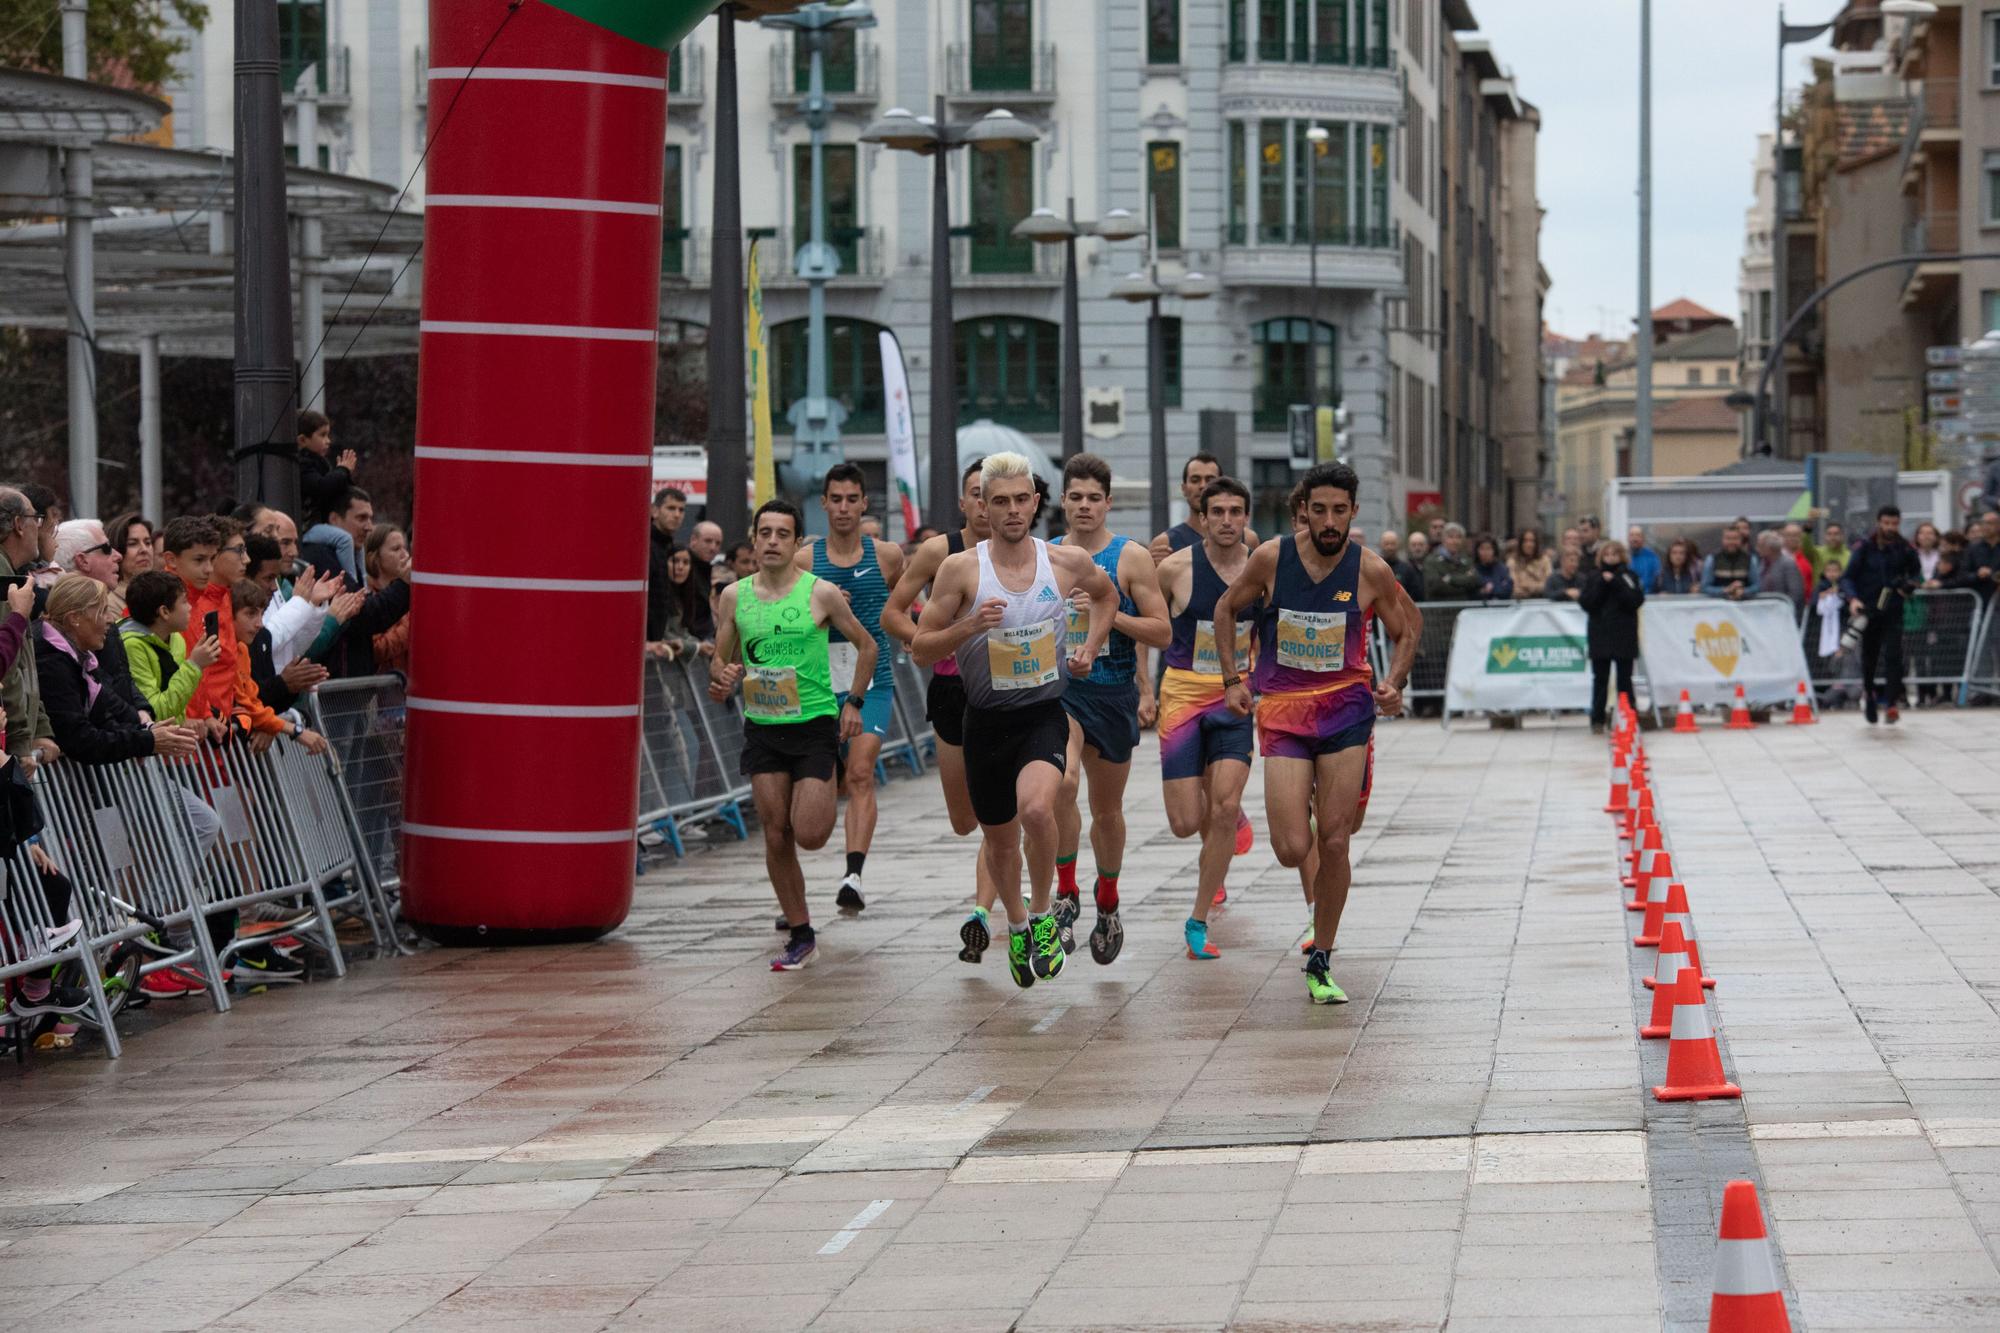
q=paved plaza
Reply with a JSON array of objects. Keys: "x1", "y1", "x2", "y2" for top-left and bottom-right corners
[{"x1": 3, "y1": 711, "x2": 2000, "y2": 1331}]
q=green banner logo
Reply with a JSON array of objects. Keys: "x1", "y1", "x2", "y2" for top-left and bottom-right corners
[
  {"x1": 1487, "y1": 635, "x2": 1587, "y2": 674},
  {"x1": 545, "y1": 0, "x2": 719, "y2": 51}
]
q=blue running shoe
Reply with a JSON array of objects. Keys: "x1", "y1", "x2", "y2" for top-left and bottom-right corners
[
  {"x1": 1184, "y1": 918, "x2": 1220, "y2": 960},
  {"x1": 772, "y1": 937, "x2": 816, "y2": 971}
]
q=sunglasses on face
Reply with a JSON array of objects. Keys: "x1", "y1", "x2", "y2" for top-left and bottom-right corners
[{"x1": 85, "y1": 542, "x2": 114, "y2": 556}]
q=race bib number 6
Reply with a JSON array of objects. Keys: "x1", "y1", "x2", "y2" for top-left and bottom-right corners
[{"x1": 1275, "y1": 610, "x2": 1345, "y2": 673}]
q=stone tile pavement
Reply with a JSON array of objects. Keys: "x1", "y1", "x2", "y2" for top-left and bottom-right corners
[{"x1": 0, "y1": 710, "x2": 1995, "y2": 1329}]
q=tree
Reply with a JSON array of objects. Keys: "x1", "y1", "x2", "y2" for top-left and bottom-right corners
[{"x1": 0, "y1": 0, "x2": 209, "y2": 90}]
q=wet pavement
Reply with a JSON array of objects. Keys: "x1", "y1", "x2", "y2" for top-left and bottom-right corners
[{"x1": 3, "y1": 710, "x2": 1999, "y2": 1330}]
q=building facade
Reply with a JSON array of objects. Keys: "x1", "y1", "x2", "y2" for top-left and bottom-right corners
[{"x1": 160, "y1": 0, "x2": 1542, "y2": 540}]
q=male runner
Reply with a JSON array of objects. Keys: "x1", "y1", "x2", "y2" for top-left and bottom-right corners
[
  {"x1": 1050, "y1": 454, "x2": 1170, "y2": 964},
  {"x1": 882, "y1": 458, "x2": 1000, "y2": 961},
  {"x1": 710, "y1": 500, "x2": 879, "y2": 971},
  {"x1": 1154, "y1": 476, "x2": 1260, "y2": 961},
  {"x1": 912, "y1": 453, "x2": 1117, "y2": 988},
  {"x1": 795, "y1": 462, "x2": 905, "y2": 913},
  {"x1": 1213, "y1": 462, "x2": 1419, "y2": 1004}
]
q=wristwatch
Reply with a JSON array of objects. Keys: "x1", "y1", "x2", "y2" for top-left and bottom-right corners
[
  {"x1": 1222, "y1": 674, "x2": 1243, "y2": 689},
  {"x1": 846, "y1": 692, "x2": 868, "y2": 711}
]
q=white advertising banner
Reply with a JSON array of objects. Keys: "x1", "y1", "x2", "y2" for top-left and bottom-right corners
[
  {"x1": 879, "y1": 330, "x2": 922, "y2": 543},
  {"x1": 1443, "y1": 603, "x2": 1593, "y2": 717},
  {"x1": 1638, "y1": 596, "x2": 1811, "y2": 709}
]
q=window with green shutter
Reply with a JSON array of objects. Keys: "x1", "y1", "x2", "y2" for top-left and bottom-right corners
[{"x1": 1148, "y1": 142, "x2": 1182, "y2": 251}]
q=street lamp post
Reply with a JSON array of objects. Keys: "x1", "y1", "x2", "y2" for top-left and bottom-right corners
[
  {"x1": 1012, "y1": 203, "x2": 1146, "y2": 458},
  {"x1": 760, "y1": 3, "x2": 876, "y2": 528},
  {"x1": 1304, "y1": 124, "x2": 1329, "y2": 423},
  {"x1": 862, "y1": 104, "x2": 1041, "y2": 526},
  {"x1": 1112, "y1": 236, "x2": 1218, "y2": 537}
]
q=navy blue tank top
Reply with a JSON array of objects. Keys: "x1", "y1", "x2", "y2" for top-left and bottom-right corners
[
  {"x1": 1166, "y1": 521, "x2": 1201, "y2": 554},
  {"x1": 1166, "y1": 541, "x2": 1254, "y2": 679},
  {"x1": 1253, "y1": 536, "x2": 1371, "y2": 696},
  {"x1": 1053, "y1": 533, "x2": 1137, "y2": 685}
]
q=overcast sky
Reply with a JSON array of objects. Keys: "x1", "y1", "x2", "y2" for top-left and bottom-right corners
[{"x1": 1470, "y1": 0, "x2": 1838, "y2": 342}]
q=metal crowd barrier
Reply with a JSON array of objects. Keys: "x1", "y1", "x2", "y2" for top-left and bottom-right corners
[
  {"x1": 884, "y1": 651, "x2": 933, "y2": 774},
  {"x1": 1964, "y1": 594, "x2": 2000, "y2": 702},
  {"x1": 305, "y1": 675, "x2": 408, "y2": 926},
  {"x1": 638, "y1": 654, "x2": 751, "y2": 858},
  {"x1": 1800, "y1": 588, "x2": 1992, "y2": 705},
  {"x1": 0, "y1": 841, "x2": 122, "y2": 1055}
]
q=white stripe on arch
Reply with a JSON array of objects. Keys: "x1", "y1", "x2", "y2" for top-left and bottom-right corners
[
  {"x1": 427, "y1": 66, "x2": 667, "y2": 91},
  {"x1": 414, "y1": 446, "x2": 651, "y2": 468},
  {"x1": 407, "y1": 698, "x2": 640, "y2": 720},
  {"x1": 411, "y1": 572, "x2": 645, "y2": 594},
  {"x1": 404, "y1": 823, "x2": 635, "y2": 846},
  {"x1": 426, "y1": 194, "x2": 662, "y2": 217},
  {"x1": 420, "y1": 320, "x2": 658, "y2": 343}
]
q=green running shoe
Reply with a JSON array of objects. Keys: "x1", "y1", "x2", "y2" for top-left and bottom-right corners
[
  {"x1": 1007, "y1": 928, "x2": 1035, "y2": 989},
  {"x1": 1029, "y1": 914, "x2": 1066, "y2": 980},
  {"x1": 1303, "y1": 949, "x2": 1347, "y2": 1005}
]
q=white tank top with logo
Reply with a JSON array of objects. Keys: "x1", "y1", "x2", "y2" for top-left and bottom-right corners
[{"x1": 954, "y1": 537, "x2": 1069, "y2": 710}]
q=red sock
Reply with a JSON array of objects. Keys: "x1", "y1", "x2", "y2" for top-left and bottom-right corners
[
  {"x1": 1094, "y1": 873, "x2": 1120, "y2": 913},
  {"x1": 1057, "y1": 856, "x2": 1079, "y2": 898}
]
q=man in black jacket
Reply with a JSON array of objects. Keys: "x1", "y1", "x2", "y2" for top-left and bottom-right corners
[
  {"x1": 1579, "y1": 541, "x2": 1645, "y2": 733},
  {"x1": 1839, "y1": 504, "x2": 1923, "y2": 724},
  {"x1": 1966, "y1": 509, "x2": 2000, "y2": 600},
  {"x1": 645, "y1": 486, "x2": 687, "y2": 642},
  {"x1": 1379, "y1": 530, "x2": 1427, "y2": 607}
]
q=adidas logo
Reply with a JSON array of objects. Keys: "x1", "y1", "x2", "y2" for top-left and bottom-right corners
[{"x1": 1035, "y1": 586, "x2": 1060, "y2": 602}]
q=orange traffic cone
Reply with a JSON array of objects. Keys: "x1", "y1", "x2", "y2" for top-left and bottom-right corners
[
  {"x1": 1653, "y1": 967, "x2": 1741, "y2": 1102},
  {"x1": 1605, "y1": 760, "x2": 1630, "y2": 814},
  {"x1": 1628, "y1": 847, "x2": 1671, "y2": 914},
  {"x1": 1653, "y1": 883, "x2": 1717, "y2": 989},
  {"x1": 1674, "y1": 689, "x2": 1699, "y2": 733},
  {"x1": 1709, "y1": 1180, "x2": 1791, "y2": 1333},
  {"x1": 1726, "y1": 684, "x2": 1754, "y2": 730},
  {"x1": 1634, "y1": 872, "x2": 1678, "y2": 946},
  {"x1": 1622, "y1": 783, "x2": 1652, "y2": 844},
  {"x1": 1623, "y1": 819, "x2": 1659, "y2": 890},
  {"x1": 1641, "y1": 921, "x2": 1694, "y2": 1038},
  {"x1": 1789, "y1": 681, "x2": 1816, "y2": 726}
]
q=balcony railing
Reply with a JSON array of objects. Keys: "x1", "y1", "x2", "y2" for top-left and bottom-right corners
[
  {"x1": 949, "y1": 228, "x2": 1063, "y2": 280},
  {"x1": 1226, "y1": 221, "x2": 1399, "y2": 249},
  {"x1": 1899, "y1": 75, "x2": 1960, "y2": 180},
  {"x1": 667, "y1": 42, "x2": 706, "y2": 108},
  {"x1": 674, "y1": 226, "x2": 887, "y2": 283},
  {"x1": 944, "y1": 41, "x2": 1057, "y2": 100},
  {"x1": 1903, "y1": 208, "x2": 1959, "y2": 258},
  {"x1": 768, "y1": 35, "x2": 880, "y2": 107}
]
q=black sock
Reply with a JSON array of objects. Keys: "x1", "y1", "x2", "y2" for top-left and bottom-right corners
[
  {"x1": 791, "y1": 922, "x2": 815, "y2": 944},
  {"x1": 845, "y1": 852, "x2": 866, "y2": 878}
]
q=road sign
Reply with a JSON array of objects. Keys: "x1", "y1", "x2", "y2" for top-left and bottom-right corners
[
  {"x1": 1928, "y1": 369, "x2": 1963, "y2": 390},
  {"x1": 1929, "y1": 392, "x2": 1963, "y2": 415},
  {"x1": 1928, "y1": 345, "x2": 1964, "y2": 367}
]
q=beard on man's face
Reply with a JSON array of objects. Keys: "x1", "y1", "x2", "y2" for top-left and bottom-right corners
[{"x1": 1310, "y1": 523, "x2": 1347, "y2": 556}]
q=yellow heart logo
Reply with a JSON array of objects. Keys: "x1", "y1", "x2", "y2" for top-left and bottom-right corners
[{"x1": 1694, "y1": 622, "x2": 1741, "y2": 677}]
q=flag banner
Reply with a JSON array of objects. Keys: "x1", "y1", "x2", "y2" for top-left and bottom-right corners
[
  {"x1": 1638, "y1": 596, "x2": 1812, "y2": 710},
  {"x1": 880, "y1": 330, "x2": 921, "y2": 542},
  {"x1": 748, "y1": 239, "x2": 775, "y2": 506},
  {"x1": 1443, "y1": 602, "x2": 1592, "y2": 718}
]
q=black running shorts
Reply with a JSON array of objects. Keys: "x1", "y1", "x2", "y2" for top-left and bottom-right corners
[
  {"x1": 926, "y1": 670, "x2": 968, "y2": 748},
  {"x1": 962, "y1": 699, "x2": 1069, "y2": 827},
  {"x1": 740, "y1": 716, "x2": 839, "y2": 783}
]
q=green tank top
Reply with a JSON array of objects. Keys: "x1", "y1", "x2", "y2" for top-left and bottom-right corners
[{"x1": 733, "y1": 571, "x2": 837, "y2": 725}]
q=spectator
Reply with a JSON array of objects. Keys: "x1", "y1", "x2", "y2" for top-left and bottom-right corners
[
  {"x1": 667, "y1": 542, "x2": 715, "y2": 645},
  {"x1": 1982, "y1": 451, "x2": 2000, "y2": 516},
  {"x1": 229, "y1": 580, "x2": 326, "y2": 754},
  {"x1": 109, "y1": 513, "x2": 154, "y2": 601},
  {"x1": 1560, "y1": 526, "x2": 1582, "y2": 556},
  {"x1": 363, "y1": 525, "x2": 413, "y2": 673},
  {"x1": 1507, "y1": 527, "x2": 1550, "y2": 599},
  {"x1": 1781, "y1": 522, "x2": 1813, "y2": 589},
  {"x1": 15, "y1": 484, "x2": 62, "y2": 580},
  {"x1": 646, "y1": 549, "x2": 707, "y2": 662},
  {"x1": 1421, "y1": 522, "x2": 1481, "y2": 600},
  {"x1": 53, "y1": 519, "x2": 147, "y2": 719},
  {"x1": 247, "y1": 507, "x2": 303, "y2": 581},
  {"x1": 37, "y1": 575, "x2": 200, "y2": 767},
  {"x1": 1625, "y1": 525, "x2": 1661, "y2": 593},
  {"x1": 1381, "y1": 531, "x2": 1426, "y2": 606},
  {"x1": 1580, "y1": 538, "x2": 1644, "y2": 734},
  {"x1": 1965, "y1": 509, "x2": 2000, "y2": 597},
  {"x1": 191, "y1": 518, "x2": 252, "y2": 733},
  {"x1": 1543, "y1": 546, "x2": 1588, "y2": 601},
  {"x1": 299, "y1": 485, "x2": 372, "y2": 588},
  {"x1": 1701, "y1": 525, "x2": 1761, "y2": 599},
  {"x1": 728, "y1": 541, "x2": 757, "y2": 580},
  {"x1": 1405, "y1": 530, "x2": 1430, "y2": 570},
  {"x1": 296, "y1": 409, "x2": 357, "y2": 525},
  {"x1": 1840, "y1": 504, "x2": 1922, "y2": 724},
  {"x1": 1659, "y1": 537, "x2": 1700, "y2": 595},
  {"x1": 119, "y1": 570, "x2": 216, "y2": 723},
  {"x1": 306, "y1": 544, "x2": 409, "y2": 681},
  {"x1": 1806, "y1": 519, "x2": 1850, "y2": 584},
  {"x1": 1470, "y1": 534, "x2": 1514, "y2": 600},
  {"x1": 859, "y1": 516, "x2": 885, "y2": 540},
  {"x1": 1576, "y1": 514, "x2": 1603, "y2": 567},
  {"x1": 909, "y1": 525, "x2": 940, "y2": 548},
  {"x1": 1757, "y1": 530, "x2": 1805, "y2": 610},
  {"x1": 1913, "y1": 521, "x2": 1943, "y2": 582},
  {"x1": 688, "y1": 519, "x2": 725, "y2": 570},
  {"x1": 1732, "y1": 515, "x2": 1754, "y2": 544},
  {"x1": 645, "y1": 487, "x2": 687, "y2": 645},
  {"x1": 242, "y1": 537, "x2": 330, "y2": 714},
  {"x1": 0, "y1": 488, "x2": 53, "y2": 766},
  {"x1": 1426, "y1": 516, "x2": 1445, "y2": 548}
]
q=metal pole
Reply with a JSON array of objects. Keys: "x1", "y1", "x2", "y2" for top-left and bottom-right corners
[
  {"x1": 1148, "y1": 293, "x2": 1169, "y2": 538},
  {"x1": 1306, "y1": 136, "x2": 1319, "y2": 420},
  {"x1": 1633, "y1": 0, "x2": 1654, "y2": 478},
  {"x1": 707, "y1": 6, "x2": 748, "y2": 539},
  {"x1": 233, "y1": 0, "x2": 300, "y2": 514},
  {"x1": 139, "y1": 333, "x2": 162, "y2": 522},
  {"x1": 297, "y1": 69, "x2": 325, "y2": 415},
  {"x1": 61, "y1": 0, "x2": 96, "y2": 517},
  {"x1": 1768, "y1": 7, "x2": 1787, "y2": 459},
  {"x1": 927, "y1": 95, "x2": 958, "y2": 530},
  {"x1": 1061, "y1": 196, "x2": 1083, "y2": 458}
]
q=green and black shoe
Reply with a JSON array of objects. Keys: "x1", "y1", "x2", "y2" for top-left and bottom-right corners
[
  {"x1": 1302, "y1": 948, "x2": 1348, "y2": 1005},
  {"x1": 1029, "y1": 913, "x2": 1066, "y2": 981},
  {"x1": 1007, "y1": 927, "x2": 1035, "y2": 989}
]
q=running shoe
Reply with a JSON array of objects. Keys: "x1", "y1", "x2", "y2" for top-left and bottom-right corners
[
  {"x1": 1886, "y1": 704, "x2": 1900, "y2": 725},
  {"x1": 9, "y1": 984, "x2": 90, "y2": 1019},
  {"x1": 139, "y1": 966, "x2": 208, "y2": 997},
  {"x1": 959, "y1": 908, "x2": 990, "y2": 964},
  {"x1": 234, "y1": 943, "x2": 304, "y2": 982},
  {"x1": 1051, "y1": 892, "x2": 1079, "y2": 955},
  {"x1": 1007, "y1": 928, "x2": 1035, "y2": 989},
  {"x1": 1234, "y1": 809, "x2": 1254, "y2": 855},
  {"x1": 771, "y1": 936, "x2": 816, "y2": 971},
  {"x1": 1029, "y1": 914, "x2": 1066, "y2": 980},
  {"x1": 836, "y1": 874, "x2": 867, "y2": 912},
  {"x1": 1184, "y1": 918, "x2": 1220, "y2": 961},
  {"x1": 1212, "y1": 885, "x2": 1228, "y2": 906},
  {"x1": 1088, "y1": 908, "x2": 1124, "y2": 965},
  {"x1": 1300, "y1": 928, "x2": 1317, "y2": 955},
  {"x1": 1303, "y1": 949, "x2": 1348, "y2": 1005},
  {"x1": 44, "y1": 920, "x2": 81, "y2": 951},
  {"x1": 1865, "y1": 696, "x2": 1879, "y2": 725}
]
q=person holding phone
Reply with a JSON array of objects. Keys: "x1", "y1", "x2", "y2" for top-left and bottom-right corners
[
  {"x1": 158, "y1": 515, "x2": 233, "y2": 742},
  {"x1": 0, "y1": 487, "x2": 55, "y2": 768},
  {"x1": 119, "y1": 570, "x2": 220, "y2": 724}
]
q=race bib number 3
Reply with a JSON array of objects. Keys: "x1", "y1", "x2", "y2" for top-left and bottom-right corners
[
  {"x1": 744, "y1": 665, "x2": 803, "y2": 719},
  {"x1": 1192, "y1": 620, "x2": 1250, "y2": 678},
  {"x1": 1275, "y1": 610, "x2": 1345, "y2": 673},
  {"x1": 1064, "y1": 603, "x2": 1107, "y2": 660},
  {"x1": 990, "y1": 622, "x2": 1060, "y2": 691},
  {"x1": 827, "y1": 640, "x2": 858, "y2": 694}
]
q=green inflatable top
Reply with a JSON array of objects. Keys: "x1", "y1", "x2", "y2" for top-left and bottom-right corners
[{"x1": 545, "y1": 0, "x2": 815, "y2": 52}]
